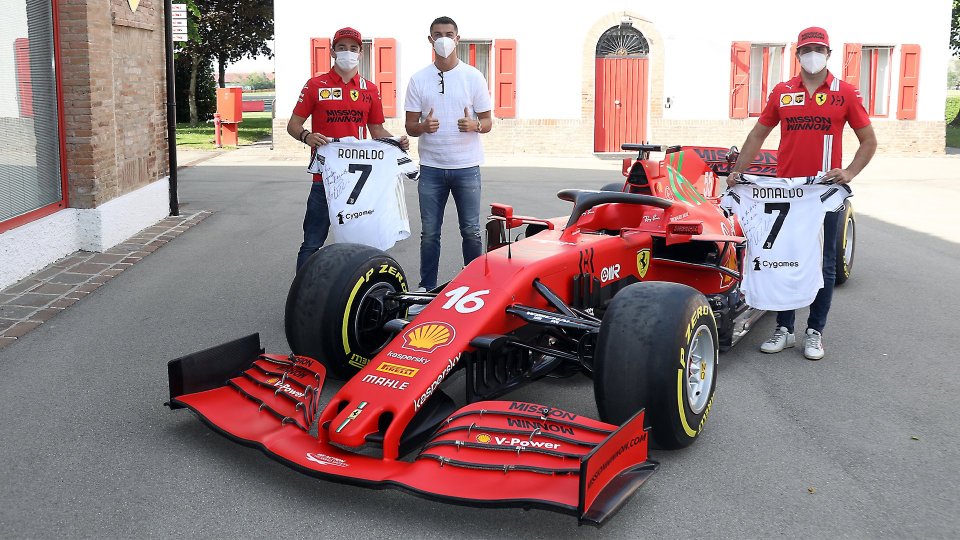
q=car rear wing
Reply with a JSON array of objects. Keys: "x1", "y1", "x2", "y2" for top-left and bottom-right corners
[{"x1": 682, "y1": 146, "x2": 779, "y2": 177}]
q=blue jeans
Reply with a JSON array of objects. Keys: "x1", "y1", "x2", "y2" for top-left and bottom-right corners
[
  {"x1": 296, "y1": 182, "x2": 330, "y2": 272},
  {"x1": 417, "y1": 165, "x2": 483, "y2": 289},
  {"x1": 776, "y1": 210, "x2": 841, "y2": 334}
]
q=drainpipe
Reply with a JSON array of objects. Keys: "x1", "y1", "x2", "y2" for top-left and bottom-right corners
[{"x1": 163, "y1": 0, "x2": 179, "y2": 216}]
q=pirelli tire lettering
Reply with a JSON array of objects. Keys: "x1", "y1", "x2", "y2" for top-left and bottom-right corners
[
  {"x1": 594, "y1": 281, "x2": 719, "y2": 450},
  {"x1": 285, "y1": 244, "x2": 408, "y2": 380}
]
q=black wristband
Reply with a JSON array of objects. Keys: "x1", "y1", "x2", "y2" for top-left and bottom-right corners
[{"x1": 298, "y1": 129, "x2": 310, "y2": 143}]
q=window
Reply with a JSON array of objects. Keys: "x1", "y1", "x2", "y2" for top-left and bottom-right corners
[
  {"x1": 859, "y1": 46, "x2": 893, "y2": 116},
  {"x1": 730, "y1": 42, "x2": 784, "y2": 119},
  {"x1": 747, "y1": 45, "x2": 784, "y2": 115},
  {"x1": 1, "y1": 0, "x2": 65, "y2": 232},
  {"x1": 310, "y1": 37, "x2": 397, "y2": 116},
  {"x1": 457, "y1": 41, "x2": 491, "y2": 83}
]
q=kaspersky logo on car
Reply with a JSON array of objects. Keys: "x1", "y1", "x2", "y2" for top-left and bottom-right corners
[{"x1": 402, "y1": 322, "x2": 455, "y2": 353}]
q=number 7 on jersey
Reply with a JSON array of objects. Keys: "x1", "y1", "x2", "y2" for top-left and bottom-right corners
[{"x1": 346, "y1": 163, "x2": 372, "y2": 205}]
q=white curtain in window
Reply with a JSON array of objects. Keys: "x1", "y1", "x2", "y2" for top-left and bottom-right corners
[
  {"x1": 456, "y1": 41, "x2": 491, "y2": 81},
  {"x1": 360, "y1": 40, "x2": 373, "y2": 82},
  {"x1": 748, "y1": 46, "x2": 764, "y2": 113},
  {"x1": 874, "y1": 48, "x2": 891, "y2": 116}
]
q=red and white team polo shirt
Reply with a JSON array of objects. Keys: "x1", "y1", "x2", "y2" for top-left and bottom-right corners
[
  {"x1": 758, "y1": 72, "x2": 870, "y2": 177},
  {"x1": 293, "y1": 69, "x2": 385, "y2": 180}
]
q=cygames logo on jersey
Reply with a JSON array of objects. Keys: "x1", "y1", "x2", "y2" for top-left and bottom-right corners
[
  {"x1": 753, "y1": 257, "x2": 799, "y2": 270},
  {"x1": 337, "y1": 209, "x2": 374, "y2": 224}
]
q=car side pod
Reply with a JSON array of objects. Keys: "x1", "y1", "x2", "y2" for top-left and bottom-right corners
[{"x1": 166, "y1": 334, "x2": 658, "y2": 526}]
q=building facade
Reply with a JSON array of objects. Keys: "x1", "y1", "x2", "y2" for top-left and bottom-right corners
[
  {"x1": 273, "y1": 0, "x2": 951, "y2": 159},
  {"x1": 1, "y1": 0, "x2": 171, "y2": 289}
]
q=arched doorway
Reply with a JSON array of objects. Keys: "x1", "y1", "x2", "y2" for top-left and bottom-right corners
[{"x1": 594, "y1": 24, "x2": 649, "y2": 152}]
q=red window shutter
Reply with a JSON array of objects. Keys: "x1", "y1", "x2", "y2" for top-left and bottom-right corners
[
  {"x1": 730, "y1": 42, "x2": 750, "y2": 119},
  {"x1": 789, "y1": 42, "x2": 800, "y2": 77},
  {"x1": 374, "y1": 38, "x2": 397, "y2": 117},
  {"x1": 310, "y1": 38, "x2": 331, "y2": 77},
  {"x1": 494, "y1": 39, "x2": 517, "y2": 118},
  {"x1": 14, "y1": 38, "x2": 33, "y2": 117},
  {"x1": 842, "y1": 43, "x2": 862, "y2": 87},
  {"x1": 897, "y1": 44, "x2": 921, "y2": 120}
]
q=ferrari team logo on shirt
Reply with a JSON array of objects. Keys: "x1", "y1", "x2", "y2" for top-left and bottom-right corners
[
  {"x1": 815, "y1": 93, "x2": 827, "y2": 106},
  {"x1": 781, "y1": 93, "x2": 805, "y2": 106},
  {"x1": 350, "y1": 89, "x2": 360, "y2": 101}
]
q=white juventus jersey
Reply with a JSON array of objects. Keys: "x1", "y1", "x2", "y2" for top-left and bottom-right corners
[
  {"x1": 721, "y1": 175, "x2": 852, "y2": 311},
  {"x1": 308, "y1": 137, "x2": 419, "y2": 250}
]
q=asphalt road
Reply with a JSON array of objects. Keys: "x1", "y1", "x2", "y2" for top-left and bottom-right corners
[{"x1": 1, "y1": 152, "x2": 958, "y2": 538}]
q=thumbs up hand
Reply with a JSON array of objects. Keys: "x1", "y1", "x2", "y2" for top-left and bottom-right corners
[
  {"x1": 458, "y1": 106, "x2": 479, "y2": 133},
  {"x1": 421, "y1": 108, "x2": 440, "y2": 134}
]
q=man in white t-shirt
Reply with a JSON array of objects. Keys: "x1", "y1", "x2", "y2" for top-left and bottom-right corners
[{"x1": 404, "y1": 16, "x2": 493, "y2": 308}]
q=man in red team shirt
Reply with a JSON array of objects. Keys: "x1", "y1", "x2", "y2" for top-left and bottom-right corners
[
  {"x1": 286, "y1": 27, "x2": 408, "y2": 271},
  {"x1": 728, "y1": 26, "x2": 877, "y2": 360}
]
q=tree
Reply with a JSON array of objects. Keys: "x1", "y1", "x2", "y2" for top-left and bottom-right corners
[
  {"x1": 175, "y1": 54, "x2": 216, "y2": 122},
  {"x1": 951, "y1": 0, "x2": 960, "y2": 126},
  {"x1": 175, "y1": 0, "x2": 273, "y2": 125},
  {"x1": 244, "y1": 72, "x2": 275, "y2": 91},
  {"x1": 952, "y1": 0, "x2": 959, "y2": 57}
]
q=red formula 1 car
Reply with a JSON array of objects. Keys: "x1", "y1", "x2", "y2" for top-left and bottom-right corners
[{"x1": 166, "y1": 143, "x2": 855, "y2": 525}]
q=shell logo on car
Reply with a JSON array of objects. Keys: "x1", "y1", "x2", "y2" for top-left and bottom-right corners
[
  {"x1": 402, "y1": 322, "x2": 456, "y2": 353},
  {"x1": 476, "y1": 433, "x2": 492, "y2": 443}
]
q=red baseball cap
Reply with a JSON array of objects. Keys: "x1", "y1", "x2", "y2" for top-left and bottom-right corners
[
  {"x1": 797, "y1": 27, "x2": 829, "y2": 48},
  {"x1": 333, "y1": 27, "x2": 362, "y2": 47}
]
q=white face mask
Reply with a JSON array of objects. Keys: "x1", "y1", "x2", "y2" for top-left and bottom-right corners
[
  {"x1": 433, "y1": 37, "x2": 456, "y2": 58},
  {"x1": 799, "y1": 51, "x2": 827, "y2": 74},
  {"x1": 334, "y1": 50, "x2": 360, "y2": 71}
]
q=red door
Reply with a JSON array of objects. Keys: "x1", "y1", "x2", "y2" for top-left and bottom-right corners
[{"x1": 594, "y1": 57, "x2": 647, "y2": 152}]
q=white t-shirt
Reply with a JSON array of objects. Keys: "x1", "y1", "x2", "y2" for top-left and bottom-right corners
[
  {"x1": 721, "y1": 175, "x2": 852, "y2": 311},
  {"x1": 404, "y1": 61, "x2": 492, "y2": 169},
  {"x1": 308, "y1": 137, "x2": 419, "y2": 250}
]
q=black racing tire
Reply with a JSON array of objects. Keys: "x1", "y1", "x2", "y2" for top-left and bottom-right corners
[
  {"x1": 834, "y1": 200, "x2": 855, "y2": 286},
  {"x1": 594, "y1": 282, "x2": 719, "y2": 449},
  {"x1": 601, "y1": 182, "x2": 624, "y2": 192},
  {"x1": 285, "y1": 243, "x2": 408, "y2": 380}
]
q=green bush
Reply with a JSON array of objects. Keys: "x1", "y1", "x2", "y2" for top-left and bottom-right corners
[
  {"x1": 245, "y1": 72, "x2": 275, "y2": 91},
  {"x1": 174, "y1": 55, "x2": 216, "y2": 123},
  {"x1": 947, "y1": 96, "x2": 960, "y2": 123}
]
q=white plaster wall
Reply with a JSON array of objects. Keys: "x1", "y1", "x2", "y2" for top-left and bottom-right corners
[
  {"x1": 0, "y1": 208, "x2": 80, "y2": 287},
  {"x1": 0, "y1": 177, "x2": 170, "y2": 289},
  {"x1": 274, "y1": 0, "x2": 951, "y2": 123}
]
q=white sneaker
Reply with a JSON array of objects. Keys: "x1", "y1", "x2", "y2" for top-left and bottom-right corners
[
  {"x1": 407, "y1": 287, "x2": 427, "y2": 316},
  {"x1": 803, "y1": 329, "x2": 825, "y2": 360},
  {"x1": 760, "y1": 326, "x2": 795, "y2": 353}
]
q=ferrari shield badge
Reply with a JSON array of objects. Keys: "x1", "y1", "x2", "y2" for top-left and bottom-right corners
[
  {"x1": 350, "y1": 89, "x2": 360, "y2": 101},
  {"x1": 636, "y1": 249, "x2": 651, "y2": 279},
  {"x1": 815, "y1": 93, "x2": 827, "y2": 106},
  {"x1": 127, "y1": 0, "x2": 140, "y2": 12}
]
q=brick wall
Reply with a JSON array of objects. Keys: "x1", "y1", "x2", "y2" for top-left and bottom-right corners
[{"x1": 58, "y1": 0, "x2": 168, "y2": 210}]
